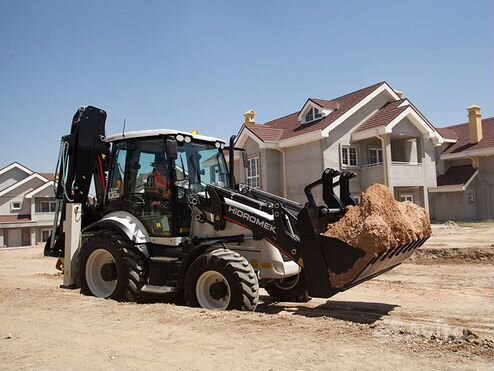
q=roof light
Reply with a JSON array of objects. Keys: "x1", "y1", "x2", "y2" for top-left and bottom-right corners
[
  {"x1": 215, "y1": 141, "x2": 221, "y2": 148},
  {"x1": 192, "y1": 130, "x2": 199, "y2": 135},
  {"x1": 184, "y1": 136, "x2": 192, "y2": 143},
  {"x1": 176, "y1": 134, "x2": 185, "y2": 142}
]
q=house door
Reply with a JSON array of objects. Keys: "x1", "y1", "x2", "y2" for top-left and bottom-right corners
[
  {"x1": 8, "y1": 229, "x2": 21, "y2": 247},
  {"x1": 21, "y1": 229, "x2": 31, "y2": 246}
]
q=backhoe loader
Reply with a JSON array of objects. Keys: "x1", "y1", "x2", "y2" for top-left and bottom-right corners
[{"x1": 45, "y1": 106, "x2": 428, "y2": 310}]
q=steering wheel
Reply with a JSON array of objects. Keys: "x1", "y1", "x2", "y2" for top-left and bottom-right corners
[
  {"x1": 130, "y1": 193, "x2": 146, "y2": 207},
  {"x1": 176, "y1": 184, "x2": 187, "y2": 200}
]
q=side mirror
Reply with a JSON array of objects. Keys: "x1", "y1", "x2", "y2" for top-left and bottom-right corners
[
  {"x1": 226, "y1": 135, "x2": 249, "y2": 189},
  {"x1": 242, "y1": 151, "x2": 248, "y2": 168},
  {"x1": 166, "y1": 139, "x2": 178, "y2": 160},
  {"x1": 229, "y1": 135, "x2": 236, "y2": 190}
]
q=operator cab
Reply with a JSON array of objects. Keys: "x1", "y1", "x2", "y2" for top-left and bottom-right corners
[{"x1": 105, "y1": 130, "x2": 229, "y2": 238}]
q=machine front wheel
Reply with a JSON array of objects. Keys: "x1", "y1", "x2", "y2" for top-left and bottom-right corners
[
  {"x1": 79, "y1": 230, "x2": 147, "y2": 302},
  {"x1": 264, "y1": 272, "x2": 311, "y2": 303},
  {"x1": 184, "y1": 248, "x2": 259, "y2": 311}
]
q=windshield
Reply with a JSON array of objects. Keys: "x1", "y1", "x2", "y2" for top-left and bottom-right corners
[{"x1": 176, "y1": 141, "x2": 229, "y2": 190}]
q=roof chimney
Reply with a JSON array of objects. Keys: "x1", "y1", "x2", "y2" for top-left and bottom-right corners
[
  {"x1": 467, "y1": 105, "x2": 483, "y2": 144},
  {"x1": 244, "y1": 110, "x2": 256, "y2": 126}
]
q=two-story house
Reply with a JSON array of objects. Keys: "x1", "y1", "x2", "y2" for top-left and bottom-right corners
[
  {"x1": 429, "y1": 106, "x2": 493, "y2": 221},
  {"x1": 0, "y1": 162, "x2": 56, "y2": 247},
  {"x1": 233, "y1": 81, "x2": 444, "y2": 211}
]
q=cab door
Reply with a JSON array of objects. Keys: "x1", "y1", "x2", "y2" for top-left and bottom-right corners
[{"x1": 107, "y1": 138, "x2": 174, "y2": 237}]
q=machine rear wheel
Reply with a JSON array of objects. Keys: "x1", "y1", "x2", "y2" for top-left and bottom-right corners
[
  {"x1": 79, "y1": 230, "x2": 147, "y2": 302},
  {"x1": 184, "y1": 248, "x2": 259, "y2": 311},
  {"x1": 265, "y1": 272, "x2": 310, "y2": 303}
]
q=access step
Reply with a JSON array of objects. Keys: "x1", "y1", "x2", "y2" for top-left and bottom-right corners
[
  {"x1": 141, "y1": 284, "x2": 178, "y2": 295},
  {"x1": 149, "y1": 256, "x2": 179, "y2": 264}
]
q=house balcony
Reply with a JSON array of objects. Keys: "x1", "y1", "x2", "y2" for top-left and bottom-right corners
[
  {"x1": 32, "y1": 198, "x2": 57, "y2": 225},
  {"x1": 31, "y1": 212, "x2": 56, "y2": 225},
  {"x1": 390, "y1": 161, "x2": 424, "y2": 187},
  {"x1": 359, "y1": 161, "x2": 424, "y2": 189}
]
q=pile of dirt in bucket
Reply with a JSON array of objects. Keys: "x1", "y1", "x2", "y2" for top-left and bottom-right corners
[
  {"x1": 323, "y1": 183, "x2": 431, "y2": 287},
  {"x1": 324, "y1": 183, "x2": 431, "y2": 252}
]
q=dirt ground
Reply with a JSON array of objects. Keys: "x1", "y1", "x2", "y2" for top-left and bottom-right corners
[{"x1": 0, "y1": 223, "x2": 493, "y2": 371}]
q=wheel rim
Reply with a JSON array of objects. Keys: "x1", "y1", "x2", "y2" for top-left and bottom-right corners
[
  {"x1": 85, "y1": 249, "x2": 117, "y2": 298},
  {"x1": 274, "y1": 274, "x2": 300, "y2": 291},
  {"x1": 196, "y1": 271, "x2": 231, "y2": 310}
]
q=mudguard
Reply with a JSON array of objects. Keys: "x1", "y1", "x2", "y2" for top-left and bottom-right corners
[{"x1": 83, "y1": 211, "x2": 150, "y2": 244}]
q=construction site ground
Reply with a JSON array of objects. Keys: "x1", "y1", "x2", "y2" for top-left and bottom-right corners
[{"x1": 0, "y1": 222, "x2": 493, "y2": 371}]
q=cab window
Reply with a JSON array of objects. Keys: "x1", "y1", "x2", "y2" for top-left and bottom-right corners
[{"x1": 108, "y1": 139, "x2": 173, "y2": 237}]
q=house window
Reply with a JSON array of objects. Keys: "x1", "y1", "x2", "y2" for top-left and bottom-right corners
[
  {"x1": 341, "y1": 146, "x2": 358, "y2": 167},
  {"x1": 41, "y1": 229, "x2": 51, "y2": 242},
  {"x1": 247, "y1": 156, "x2": 261, "y2": 188},
  {"x1": 41, "y1": 202, "x2": 49, "y2": 213},
  {"x1": 11, "y1": 201, "x2": 21, "y2": 211},
  {"x1": 399, "y1": 194, "x2": 414, "y2": 203},
  {"x1": 369, "y1": 147, "x2": 383, "y2": 164},
  {"x1": 305, "y1": 107, "x2": 322, "y2": 123},
  {"x1": 40, "y1": 201, "x2": 57, "y2": 213}
]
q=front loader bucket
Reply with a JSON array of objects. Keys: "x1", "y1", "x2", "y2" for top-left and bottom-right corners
[
  {"x1": 319, "y1": 234, "x2": 429, "y2": 290},
  {"x1": 296, "y1": 207, "x2": 429, "y2": 298}
]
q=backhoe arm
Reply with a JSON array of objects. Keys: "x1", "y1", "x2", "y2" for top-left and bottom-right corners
[{"x1": 44, "y1": 106, "x2": 109, "y2": 257}]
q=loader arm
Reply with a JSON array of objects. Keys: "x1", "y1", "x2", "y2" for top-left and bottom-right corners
[{"x1": 190, "y1": 169, "x2": 429, "y2": 298}]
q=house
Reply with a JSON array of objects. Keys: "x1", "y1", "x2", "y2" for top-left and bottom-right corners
[
  {"x1": 0, "y1": 162, "x2": 56, "y2": 247},
  {"x1": 429, "y1": 106, "x2": 494, "y2": 221},
  {"x1": 233, "y1": 81, "x2": 444, "y2": 211}
]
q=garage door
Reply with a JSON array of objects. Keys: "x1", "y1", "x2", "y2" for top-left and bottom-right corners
[{"x1": 8, "y1": 229, "x2": 21, "y2": 247}]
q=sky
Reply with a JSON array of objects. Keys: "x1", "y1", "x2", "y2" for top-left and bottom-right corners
[{"x1": 0, "y1": 0, "x2": 492, "y2": 172}]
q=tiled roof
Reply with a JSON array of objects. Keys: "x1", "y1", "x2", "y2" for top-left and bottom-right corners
[
  {"x1": 248, "y1": 126, "x2": 285, "y2": 142},
  {"x1": 437, "y1": 165, "x2": 477, "y2": 186},
  {"x1": 356, "y1": 100, "x2": 407, "y2": 132},
  {"x1": 436, "y1": 127, "x2": 459, "y2": 141},
  {"x1": 246, "y1": 81, "x2": 385, "y2": 141},
  {"x1": 0, "y1": 214, "x2": 32, "y2": 224},
  {"x1": 309, "y1": 98, "x2": 340, "y2": 110},
  {"x1": 39, "y1": 173, "x2": 55, "y2": 181},
  {"x1": 441, "y1": 117, "x2": 494, "y2": 155}
]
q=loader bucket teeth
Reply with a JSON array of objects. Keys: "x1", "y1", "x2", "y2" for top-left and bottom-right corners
[{"x1": 316, "y1": 234, "x2": 429, "y2": 291}]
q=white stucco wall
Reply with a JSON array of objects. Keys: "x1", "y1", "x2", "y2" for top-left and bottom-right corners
[
  {"x1": 284, "y1": 140, "x2": 324, "y2": 203},
  {"x1": 0, "y1": 178, "x2": 45, "y2": 215},
  {"x1": 392, "y1": 118, "x2": 423, "y2": 137},
  {"x1": 263, "y1": 148, "x2": 282, "y2": 195},
  {"x1": 476, "y1": 156, "x2": 494, "y2": 220}
]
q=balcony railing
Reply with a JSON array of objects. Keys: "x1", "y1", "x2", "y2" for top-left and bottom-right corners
[
  {"x1": 360, "y1": 162, "x2": 383, "y2": 168},
  {"x1": 32, "y1": 212, "x2": 55, "y2": 223},
  {"x1": 359, "y1": 162, "x2": 424, "y2": 188},
  {"x1": 359, "y1": 161, "x2": 421, "y2": 168}
]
